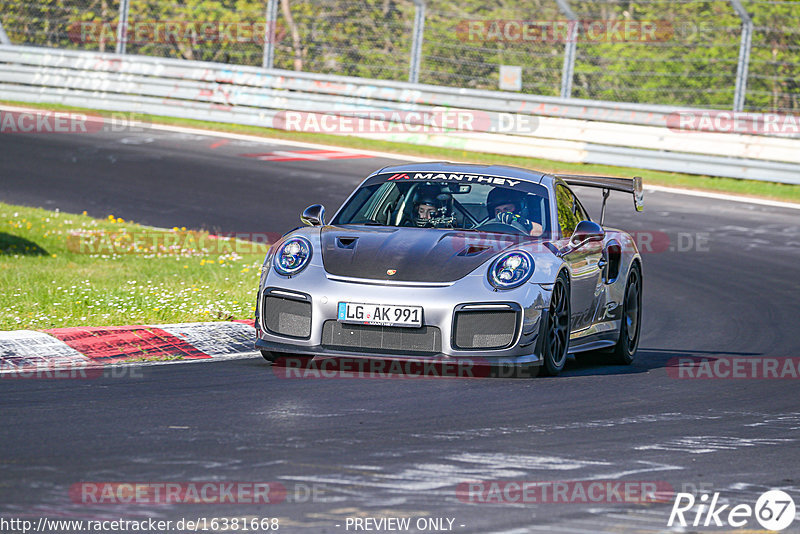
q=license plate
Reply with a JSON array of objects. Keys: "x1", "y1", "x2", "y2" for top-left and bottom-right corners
[{"x1": 337, "y1": 302, "x2": 422, "y2": 328}]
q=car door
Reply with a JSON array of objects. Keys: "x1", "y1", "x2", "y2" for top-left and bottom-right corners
[{"x1": 555, "y1": 184, "x2": 604, "y2": 332}]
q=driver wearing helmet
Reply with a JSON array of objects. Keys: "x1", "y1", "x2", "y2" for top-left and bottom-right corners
[{"x1": 486, "y1": 187, "x2": 543, "y2": 236}]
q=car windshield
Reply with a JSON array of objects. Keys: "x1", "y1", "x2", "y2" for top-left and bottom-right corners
[{"x1": 331, "y1": 173, "x2": 551, "y2": 236}]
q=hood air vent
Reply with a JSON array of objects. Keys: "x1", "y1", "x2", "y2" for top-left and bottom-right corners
[
  {"x1": 457, "y1": 244, "x2": 491, "y2": 257},
  {"x1": 336, "y1": 236, "x2": 358, "y2": 249}
]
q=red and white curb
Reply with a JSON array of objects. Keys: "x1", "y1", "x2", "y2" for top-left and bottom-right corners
[
  {"x1": 0, "y1": 321, "x2": 259, "y2": 375},
  {"x1": 0, "y1": 330, "x2": 92, "y2": 371}
]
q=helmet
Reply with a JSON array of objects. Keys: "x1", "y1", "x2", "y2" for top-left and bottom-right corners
[
  {"x1": 412, "y1": 187, "x2": 451, "y2": 227},
  {"x1": 413, "y1": 195, "x2": 439, "y2": 227},
  {"x1": 487, "y1": 187, "x2": 526, "y2": 219}
]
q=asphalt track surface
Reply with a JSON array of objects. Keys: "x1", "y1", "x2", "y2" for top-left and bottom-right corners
[{"x1": 1, "y1": 126, "x2": 800, "y2": 533}]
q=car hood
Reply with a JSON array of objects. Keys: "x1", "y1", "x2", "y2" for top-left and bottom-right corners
[{"x1": 320, "y1": 225, "x2": 527, "y2": 282}]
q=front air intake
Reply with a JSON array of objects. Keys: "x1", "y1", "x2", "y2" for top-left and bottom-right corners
[
  {"x1": 321, "y1": 321, "x2": 441, "y2": 354},
  {"x1": 453, "y1": 309, "x2": 518, "y2": 350},
  {"x1": 263, "y1": 295, "x2": 312, "y2": 338}
]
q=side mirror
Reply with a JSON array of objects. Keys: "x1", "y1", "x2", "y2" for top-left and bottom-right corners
[
  {"x1": 570, "y1": 220, "x2": 605, "y2": 247},
  {"x1": 301, "y1": 204, "x2": 325, "y2": 226},
  {"x1": 559, "y1": 220, "x2": 604, "y2": 257}
]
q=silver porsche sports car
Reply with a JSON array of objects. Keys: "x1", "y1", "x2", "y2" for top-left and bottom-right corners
[{"x1": 255, "y1": 163, "x2": 643, "y2": 376}]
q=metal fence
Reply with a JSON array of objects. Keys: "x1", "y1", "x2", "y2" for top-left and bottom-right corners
[
  {"x1": 3, "y1": 45, "x2": 800, "y2": 184},
  {"x1": 0, "y1": 0, "x2": 797, "y2": 113}
]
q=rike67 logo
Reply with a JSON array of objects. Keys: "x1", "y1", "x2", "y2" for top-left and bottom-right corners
[{"x1": 668, "y1": 489, "x2": 796, "y2": 530}]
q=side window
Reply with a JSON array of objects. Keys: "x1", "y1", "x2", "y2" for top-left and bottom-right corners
[
  {"x1": 360, "y1": 182, "x2": 397, "y2": 223},
  {"x1": 574, "y1": 195, "x2": 589, "y2": 222},
  {"x1": 373, "y1": 183, "x2": 402, "y2": 224},
  {"x1": 556, "y1": 184, "x2": 585, "y2": 238},
  {"x1": 335, "y1": 186, "x2": 375, "y2": 223}
]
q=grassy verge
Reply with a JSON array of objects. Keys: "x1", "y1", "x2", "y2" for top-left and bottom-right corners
[
  {"x1": 0, "y1": 202, "x2": 268, "y2": 330},
  {"x1": 3, "y1": 100, "x2": 800, "y2": 204}
]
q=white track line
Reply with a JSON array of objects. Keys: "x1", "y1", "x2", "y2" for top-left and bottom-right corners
[
  {"x1": 145, "y1": 122, "x2": 432, "y2": 162},
  {"x1": 149, "y1": 124, "x2": 800, "y2": 211},
  {"x1": 3, "y1": 104, "x2": 798, "y2": 210},
  {"x1": 644, "y1": 184, "x2": 800, "y2": 210}
]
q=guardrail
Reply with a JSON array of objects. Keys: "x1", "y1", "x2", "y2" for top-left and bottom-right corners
[{"x1": 1, "y1": 45, "x2": 799, "y2": 184}]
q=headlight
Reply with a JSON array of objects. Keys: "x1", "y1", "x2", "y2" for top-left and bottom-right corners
[
  {"x1": 488, "y1": 250, "x2": 534, "y2": 289},
  {"x1": 273, "y1": 237, "x2": 312, "y2": 276}
]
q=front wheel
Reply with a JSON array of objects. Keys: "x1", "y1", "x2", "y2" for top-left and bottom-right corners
[
  {"x1": 608, "y1": 263, "x2": 642, "y2": 365},
  {"x1": 262, "y1": 350, "x2": 314, "y2": 367},
  {"x1": 540, "y1": 271, "x2": 571, "y2": 376},
  {"x1": 260, "y1": 350, "x2": 279, "y2": 362}
]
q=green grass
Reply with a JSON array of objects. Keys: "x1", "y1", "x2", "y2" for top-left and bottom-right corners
[
  {"x1": 4, "y1": 99, "x2": 800, "y2": 203},
  {"x1": 0, "y1": 203, "x2": 268, "y2": 330}
]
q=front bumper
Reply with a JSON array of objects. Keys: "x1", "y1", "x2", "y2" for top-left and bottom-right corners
[{"x1": 255, "y1": 266, "x2": 552, "y2": 365}]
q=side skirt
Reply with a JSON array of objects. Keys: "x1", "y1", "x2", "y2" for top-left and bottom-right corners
[{"x1": 567, "y1": 322, "x2": 620, "y2": 354}]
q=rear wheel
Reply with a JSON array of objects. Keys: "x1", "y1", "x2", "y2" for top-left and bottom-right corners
[
  {"x1": 540, "y1": 271, "x2": 571, "y2": 376},
  {"x1": 608, "y1": 264, "x2": 642, "y2": 365}
]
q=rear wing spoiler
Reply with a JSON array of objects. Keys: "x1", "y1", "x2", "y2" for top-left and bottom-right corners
[{"x1": 552, "y1": 174, "x2": 643, "y2": 225}]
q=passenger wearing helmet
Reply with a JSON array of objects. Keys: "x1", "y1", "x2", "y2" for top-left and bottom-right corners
[
  {"x1": 406, "y1": 187, "x2": 454, "y2": 228},
  {"x1": 486, "y1": 187, "x2": 543, "y2": 236},
  {"x1": 412, "y1": 194, "x2": 439, "y2": 227}
]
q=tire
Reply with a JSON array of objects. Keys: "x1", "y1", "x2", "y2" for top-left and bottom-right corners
[
  {"x1": 608, "y1": 263, "x2": 642, "y2": 365},
  {"x1": 540, "y1": 271, "x2": 571, "y2": 377},
  {"x1": 262, "y1": 351, "x2": 313, "y2": 367},
  {"x1": 260, "y1": 350, "x2": 279, "y2": 362}
]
